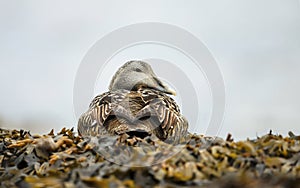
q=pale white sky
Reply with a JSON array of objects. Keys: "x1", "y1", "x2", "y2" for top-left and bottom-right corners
[{"x1": 0, "y1": 0, "x2": 300, "y2": 140}]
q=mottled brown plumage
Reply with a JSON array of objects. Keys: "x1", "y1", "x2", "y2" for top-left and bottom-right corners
[{"x1": 78, "y1": 60, "x2": 188, "y2": 142}]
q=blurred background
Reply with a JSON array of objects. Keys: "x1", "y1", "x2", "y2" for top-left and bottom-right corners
[{"x1": 0, "y1": 0, "x2": 299, "y2": 140}]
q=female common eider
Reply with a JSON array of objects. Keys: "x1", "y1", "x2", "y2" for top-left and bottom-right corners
[{"x1": 78, "y1": 60, "x2": 188, "y2": 142}]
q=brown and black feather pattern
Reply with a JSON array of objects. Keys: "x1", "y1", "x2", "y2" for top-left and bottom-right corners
[{"x1": 78, "y1": 89, "x2": 188, "y2": 141}]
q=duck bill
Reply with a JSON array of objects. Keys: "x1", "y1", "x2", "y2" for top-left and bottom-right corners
[{"x1": 153, "y1": 77, "x2": 177, "y2": 96}]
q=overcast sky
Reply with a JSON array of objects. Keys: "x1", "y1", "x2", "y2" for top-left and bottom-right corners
[{"x1": 0, "y1": 0, "x2": 300, "y2": 140}]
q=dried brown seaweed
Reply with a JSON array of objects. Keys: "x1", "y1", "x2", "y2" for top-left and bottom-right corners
[{"x1": 0, "y1": 128, "x2": 300, "y2": 187}]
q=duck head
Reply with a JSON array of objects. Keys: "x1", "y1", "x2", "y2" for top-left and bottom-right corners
[{"x1": 109, "y1": 60, "x2": 176, "y2": 95}]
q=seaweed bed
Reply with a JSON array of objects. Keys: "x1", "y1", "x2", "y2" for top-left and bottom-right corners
[{"x1": 0, "y1": 128, "x2": 300, "y2": 188}]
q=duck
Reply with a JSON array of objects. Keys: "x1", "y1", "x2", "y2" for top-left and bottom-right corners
[{"x1": 77, "y1": 60, "x2": 188, "y2": 142}]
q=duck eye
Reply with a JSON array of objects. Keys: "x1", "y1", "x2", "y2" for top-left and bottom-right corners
[{"x1": 135, "y1": 68, "x2": 142, "y2": 72}]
